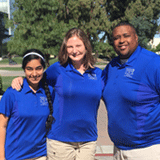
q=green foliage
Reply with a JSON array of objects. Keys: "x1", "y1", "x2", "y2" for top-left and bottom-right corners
[
  {"x1": 0, "y1": 12, "x2": 10, "y2": 42},
  {"x1": 130, "y1": 16, "x2": 153, "y2": 49},
  {"x1": 1, "y1": 76, "x2": 17, "y2": 91},
  {"x1": 0, "y1": 75, "x2": 2, "y2": 90},
  {"x1": 0, "y1": 74, "x2": 5, "y2": 95},
  {"x1": 149, "y1": 43, "x2": 160, "y2": 52},
  {"x1": 105, "y1": 0, "x2": 160, "y2": 47},
  {"x1": 158, "y1": 25, "x2": 160, "y2": 33},
  {"x1": 94, "y1": 41, "x2": 116, "y2": 60},
  {"x1": 0, "y1": 12, "x2": 10, "y2": 56},
  {"x1": 7, "y1": 0, "x2": 66, "y2": 56},
  {"x1": 1, "y1": 42, "x2": 8, "y2": 57},
  {"x1": 6, "y1": 0, "x2": 160, "y2": 59},
  {"x1": 155, "y1": 43, "x2": 160, "y2": 51}
]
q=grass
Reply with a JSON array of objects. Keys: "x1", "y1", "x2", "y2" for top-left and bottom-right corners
[
  {"x1": 0, "y1": 57, "x2": 23, "y2": 64},
  {"x1": 0, "y1": 57, "x2": 58, "y2": 65},
  {"x1": 1, "y1": 76, "x2": 18, "y2": 91},
  {"x1": 0, "y1": 67, "x2": 23, "y2": 71},
  {"x1": 49, "y1": 57, "x2": 58, "y2": 64}
]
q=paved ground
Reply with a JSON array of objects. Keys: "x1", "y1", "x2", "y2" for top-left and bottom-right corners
[
  {"x1": 0, "y1": 64, "x2": 107, "y2": 76},
  {"x1": 0, "y1": 64, "x2": 114, "y2": 159},
  {"x1": 95, "y1": 156, "x2": 113, "y2": 160},
  {"x1": 0, "y1": 64, "x2": 24, "y2": 76},
  {"x1": 96, "y1": 100, "x2": 113, "y2": 159}
]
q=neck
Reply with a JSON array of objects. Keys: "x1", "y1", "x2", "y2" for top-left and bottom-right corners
[
  {"x1": 28, "y1": 82, "x2": 39, "y2": 93},
  {"x1": 120, "y1": 58, "x2": 128, "y2": 64},
  {"x1": 30, "y1": 85, "x2": 39, "y2": 93},
  {"x1": 72, "y1": 61, "x2": 85, "y2": 74}
]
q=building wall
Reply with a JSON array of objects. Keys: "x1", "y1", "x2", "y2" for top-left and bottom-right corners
[
  {"x1": 148, "y1": 37, "x2": 160, "y2": 49},
  {"x1": 0, "y1": 0, "x2": 14, "y2": 39},
  {"x1": 0, "y1": 0, "x2": 8, "y2": 14}
]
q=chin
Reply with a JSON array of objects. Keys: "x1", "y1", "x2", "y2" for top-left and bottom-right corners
[
  {"x1": 30, "y1": 79, "x2": 41, "y2": 84},
  {"x1": 72, "y1": 57, "x2": 84, "y2": 62}
]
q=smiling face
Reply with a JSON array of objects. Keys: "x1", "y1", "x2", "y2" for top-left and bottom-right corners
[
  {"x1": 24, "y1": 59, "x2": 44, "y2": 89},
  {"x1": 66, "y1": 36, "x2": 86, "y2": 64},
  {"x1": 112, "y1": 25, "x2": 138, "y2": 59}
]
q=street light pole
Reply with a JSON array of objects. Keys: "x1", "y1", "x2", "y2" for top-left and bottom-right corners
[{"x1": 8, "y1": 0, "x2": 11, "y2": 35}]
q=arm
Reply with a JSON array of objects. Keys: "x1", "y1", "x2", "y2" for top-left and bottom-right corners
[
  {"x1": 0, "y1": 114, "x2": 8, "y2": 160},
  {"x1": 11, "y1": 77, "x2": 23, "y2": 91},
  {"x1": 44, "y1": 62, "x2": 60, "y2": 87}
]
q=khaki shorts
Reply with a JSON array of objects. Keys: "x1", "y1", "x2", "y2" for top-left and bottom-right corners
[
  {"x1": 114, "y1": 144, "x2": 160, "y2": 160},
  {"x1": 47, "y1": 138, "x2": 97, "y2": 160}
]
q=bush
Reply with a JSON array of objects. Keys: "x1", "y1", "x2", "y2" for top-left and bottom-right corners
[{"x1": 0, "y1": 75, "x2": 4, "y2": 95}]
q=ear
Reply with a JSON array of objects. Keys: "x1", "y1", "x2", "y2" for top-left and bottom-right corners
[{"x1": 135, "y1": 34, "x2": 138, "y2": 42}]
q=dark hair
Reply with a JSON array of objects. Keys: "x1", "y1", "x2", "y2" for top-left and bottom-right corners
[
  {"x1": 42, "y1": 79, "x2": 55, "y2": 134},
  {"x1": 112, "y1": 21, "x2": 137, "y2": 35},
  {"x1": 22, "y1": 49, "x2": 46, "y2": 70},
  {"x1": 22, "y1": 49, "x2": 54, "y2": 132},
  {"x1": 58, "y1": 28, "x2": 95, "y2": 70}
]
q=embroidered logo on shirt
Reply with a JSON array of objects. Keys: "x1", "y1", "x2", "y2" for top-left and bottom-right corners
[
  {"x1": 88, "y1": 73, "x2": 97, "y2": 80},
  {"x1": 124, "y1": 68, "x2": 135, "y2": 78},
  {"x1": 40, "y1": 97, "x2": 48, "y2": 106}
]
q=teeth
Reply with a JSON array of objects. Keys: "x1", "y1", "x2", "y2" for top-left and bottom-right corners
[{"x1": 120, "y1": 46, "x2": 126, "y2": 49}]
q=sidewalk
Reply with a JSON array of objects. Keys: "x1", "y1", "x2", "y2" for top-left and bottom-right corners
[
  {"x1": 0, "y1": 70, "x2": 25, "y2": 76},
  {"x1": 95, "y1": 100, "x2": 113, "y2": 160},
  {"x1": 0, "y1": 64, "x2": 24, "y2": 76},
  {"x1": 95, "y1": 145, "x2": 113, "y2": 160}
]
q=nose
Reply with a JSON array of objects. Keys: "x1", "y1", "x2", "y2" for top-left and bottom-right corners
[
  {"x1": 32, "y1": 70, "x2": 37, "y2": 76},
  {"x1": 73, "y1": 47, "x2": 77, "y2": 53},
  {"x1": 119, "y1": 36, "x2": 125, "y2": 43}
]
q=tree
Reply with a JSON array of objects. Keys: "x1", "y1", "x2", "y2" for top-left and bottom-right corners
[
  {"x1": 7, "y1": 0, "x2": 160, "y2": 58},
  {"x1": 130, "y1": 16, "x2": 154, "y2": 49},
  {"x1": 7, "y1": 0, "x2": 66, "y2": 56},
  {"x1": 125, "y1": 0, "x2": 160, "y2": 48},
  {"x1": 94, "y1": 41, "x2": 116, "y2": 61},
  {"x1": 7, "y1": 0, "x2": 110, "y2": 56},
  {"x1": 104, "y1": 0, "x2": 160, "y2": 46},
  {"x1": 156, "y1": 43, "x2": 160, "y2": 52},
  {"x1": 0, "y1": 12, "x2": 10, "y2": 56}
]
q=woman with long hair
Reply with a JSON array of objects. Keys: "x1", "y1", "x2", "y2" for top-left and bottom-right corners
[
  {"x1": 11, "y1": 28, "x2": 104, "y2": 160},
  {"x1": 0, "y1": 49, "x2": 54, "y2": 159}
]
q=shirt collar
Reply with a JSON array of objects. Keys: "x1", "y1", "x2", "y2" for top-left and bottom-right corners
[
  {"x1": 65, "y1": 62, "x2": 74, "y2": 71},
  {"x1": 22, "y1": 78, "x2": 44, "y2": 94},
  {"x1": 115, "y1": 45, "x2": 142, "y2": 67},
  {"x1": 65, "y1": 62, "x2": 95, "y2": 74}
]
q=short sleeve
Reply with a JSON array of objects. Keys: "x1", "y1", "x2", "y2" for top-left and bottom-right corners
[
  {"x1": 142, "y1": 56, "x2": 160, "y2": 95},
  {"x1": 44, "y1": 62, "x2": 61, "y2": 87},
  {"x1": 102, "y1": 64, "x2": 109, "y2": 87},
  {"x1": 0, "y1": 87, "x2": 15, "y2": 117}
]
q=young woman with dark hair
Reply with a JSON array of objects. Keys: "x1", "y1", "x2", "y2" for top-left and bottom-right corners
[{"x1": 0, "y1": 49, "x2": 54, "y2": 160}]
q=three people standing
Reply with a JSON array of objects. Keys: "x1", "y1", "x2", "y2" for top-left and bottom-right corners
[{"x1": 4, "y1": 22, "x2": 160, "y2": 160}]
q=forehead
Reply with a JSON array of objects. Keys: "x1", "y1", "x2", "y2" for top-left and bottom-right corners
[
  {"x1": 26, "y1": 59, "x2": 42, "y2": 66},
  {"x1": 113, "y1": 25, "x2": 135, "y2": 36},
  {"x1": 67, "y1": 36, "x2": 83, "y2": 44}
]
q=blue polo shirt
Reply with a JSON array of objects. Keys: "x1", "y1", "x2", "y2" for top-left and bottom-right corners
[
  {"x1": 0, "y1": 78, "x2": 54, "y2": 160},
  {"x1": 102, "y1": 45, "x2": 160, "y2": 150},
  {"x1": 45, "y1": 62, "x2": 104, "y2": 142}
]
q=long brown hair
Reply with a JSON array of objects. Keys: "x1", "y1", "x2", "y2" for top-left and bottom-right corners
[{"x1": 58, "y1": 28, "x2": 95, "y2": 70}]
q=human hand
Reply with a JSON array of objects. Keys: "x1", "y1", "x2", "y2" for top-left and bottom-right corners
[{"x1": 11, "y1": 77, "x2": 23, "y2": 91}]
